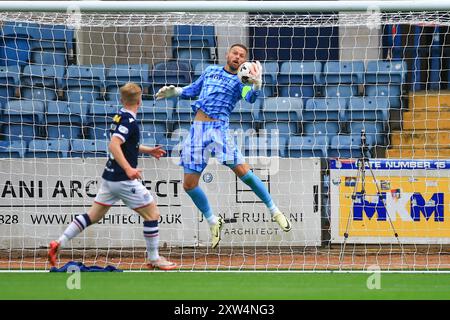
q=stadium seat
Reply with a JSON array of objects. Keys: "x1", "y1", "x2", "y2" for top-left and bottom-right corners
[
  {"x1": 303, "y1": 98, "x2": 347, "y2": 122},
  {"x1": 0, "y1": 140, "x2": 27, "y2": 158},
  {"x1": 64, "y1": 65, "x2": 104, "y2": 103},
  {"x1": 328, "y1": 134, "x2": 374, "y2": 158},
  {"x1": 348, "y1": 121, "x2": 386, "y2": 145},
  {"x1": 0, "y1": 65, "x2": 20, "y2": 104},
  {"x1": 322, "y1": 60, "x2": 365, "y2": 84},
  {"x1": 70, "y1": 139, "x2": 108, "y2": 158},
  {"x1": 155, "y1": 136, "x2": 182, "y2": 157},
  {"x1": 303, "y1": 121, "x2": 341, "y2": 139},
  {"x1": 105, "y1": 64, "x2": 149, "y2": 100},
  {"x1": 87, "y1": 101, "x2": 120, "y2": 140},
  {"x1": 2, "y1": 100, "x2": 45, "y2": 141},
  {"x1": 45, "y1": 101, "x2": 88, "y2": 139},
  {"x1": 172, "y1": 25, "x2": 216, "y2": 48},
  {"x1": 347, "y1": 97, "x2": 389, "y2": 122},
  {"x1": 229, "y1": 98, "x2": 261, "y2": 132},
  {"x1": 21, "y1": 64, "x2": 65, "y2": 88},
  {"x1": 26, "y1": 139, "x2": 70, "y2": 158},
  {"x1": 0, "y1": 30, "x2": 31, "y2": 66},
  {"x1": 323, "y1": 85, "x2": 358, "y2": 98},
  {"x1": 365, "y1": 60, "x2": 407, "y2": 84},
  {"x1": 243, "y1": 134, "x2": 287, "y2": 157},
  {"x1": 30, "y1": 41, "x2": 67, "y2": 66},
  {"x1": 260, "y1": 61, "x2": 279, "y2": 97},
  {"x1": 172, "y1": 99, "x2": 196, "y2": 125},
  {"x1": 278, "y1": 61, "x2": 321, "y2": 100},
  {"x1": 139, "y1": 99, "x2": 174, "y2": 141},
  {"x1": 365, "y1": 84, "x2": 402, "y2": 109},
  {"x1": 175, "y1": 47, "x2": 212, "y2": 69},
  {"x1": 149, "y1": 61, "x2": 191, "y2": 97},
  {"x1": 259, "y1": 97, "x2": 303, "y2": 137},
  {"x1": 285, "y1": 135, "x2": 328, "y2": 158}
]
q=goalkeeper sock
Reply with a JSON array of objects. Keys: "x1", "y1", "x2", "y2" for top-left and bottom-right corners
[
  {"x1": 58, "y1": 213, "x2": 92, "y2": 248},
  {"x1": 239, "y1": 170, "x2": 278, "y2": 215},
  {"x1": 143, "y1": 220, "x2": 160, "y2": 261},
  {"x1": 186, "y1": 186, "x2": 218, "y2": 226}
]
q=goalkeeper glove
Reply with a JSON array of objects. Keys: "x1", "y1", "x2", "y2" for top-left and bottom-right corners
[
  {"x1": 250, "y1": 61, "x2": 263, "y2": 91},
  {"x1": 155, "y1": 85, "x2": 183, "y2": 100}
]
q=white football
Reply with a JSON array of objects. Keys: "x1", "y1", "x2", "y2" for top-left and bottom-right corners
[{"x1": 237, "y1": 62, "x2": 253, "y2": 84}]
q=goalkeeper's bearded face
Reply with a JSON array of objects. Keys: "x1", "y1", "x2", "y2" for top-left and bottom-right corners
[{"x1": 226, "y1": 46, "x2": 247, "y2": 72}]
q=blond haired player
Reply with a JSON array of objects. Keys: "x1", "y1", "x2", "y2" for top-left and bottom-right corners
[{"x1": 48, "y1": 82, "x2": 177, "y2": 270}]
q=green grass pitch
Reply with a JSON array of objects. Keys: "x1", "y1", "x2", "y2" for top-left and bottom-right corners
[{"x1": 0, "y1": 272, "x2": 449, "y2": 300}]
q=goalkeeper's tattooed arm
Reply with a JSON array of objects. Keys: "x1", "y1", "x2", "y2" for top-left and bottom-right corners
[{"x1": 109, "y1": 136, "x2": 142, "y2": 180}]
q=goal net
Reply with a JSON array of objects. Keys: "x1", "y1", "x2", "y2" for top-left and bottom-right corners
[{"x1": 0, "y1": 4, "x2": 449, "y2": 271}]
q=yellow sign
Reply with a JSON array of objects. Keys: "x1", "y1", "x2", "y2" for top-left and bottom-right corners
[{"x1": 339, "y1": 176, "x2": 450, "y2": 238}]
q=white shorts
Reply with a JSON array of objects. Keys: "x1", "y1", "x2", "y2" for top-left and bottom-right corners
[{"x1": 94, "y1": 179, "x2": 154, "y2": 210}]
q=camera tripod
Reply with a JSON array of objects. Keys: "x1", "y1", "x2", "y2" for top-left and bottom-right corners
[{"x1": 338, "y1": 130, "x2": 409, "y2": 270}]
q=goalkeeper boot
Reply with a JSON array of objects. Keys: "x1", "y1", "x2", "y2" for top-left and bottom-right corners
[
  {"x1": 48, "y1": 240, "x2": 60, "y2": 267},
  {"x1": 147, "y1": 256, "x2": 177, "y2": 271},
  {"x1": 273, "y1": 211, "x2": 291, "y2": 232},
  {"x1": 210, "y1": 217, "x2": 224, "y2": 249}
]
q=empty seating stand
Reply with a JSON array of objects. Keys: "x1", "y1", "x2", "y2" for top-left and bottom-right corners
[
  {"x1": 70, "y1": 139, "x2": 108, "y2": 158},
  {"x1": 2, "y1": 100, "x2": 45, "y2": 141},
  {"x1": 26, "y1": 139, "x2": 70, "y2": 158}
]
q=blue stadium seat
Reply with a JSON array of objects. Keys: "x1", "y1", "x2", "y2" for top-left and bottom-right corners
[
  {"x1": 2, "y1": 100, "x2": 45, "y2": 141},
  {"x1": 31, "y1": 43, "x2": 67, "y2": 66},
  {"x1": 0, "y1": 65, "x2": 20, "y2": 104},
  {"x1": 64, "y1": 65, "x2": 104, "y2": 103},
  {"x1": 45, "y1": 101, "x2": 88, "y2": 139},
  {"x1": 0, "y1": 31, "x2": 31, "y2": 66},
  {"x1": 278, "y1": 61, "x2": 321, "y2": 100},
  {"x1": 303, "y1": 98, "x2": 347, "y2": 122},
  {"x1": 70, "y1": 139, "x2": 108, "y2": 158},
  {"x1": 175, "y1": 48, "x2": 212, "y2": 69},
  {"x1": 324, "y1": 85, "x2": 358, "y2": 98},
  {"x1": 21, "y1": 65, "x2": 64, "y2": 88},
  {"x1": 229, "y1": 98, "x2": 261, "y2": 132},
  {"x1": 105, "y1": 64, "x2": 149, "y2": 100},
  {"x1": 242, "y1": 134, "x2": 287, "y2": 157},
  {"x1": 348, "y1": 122, "x2": 386, "y2": 145},
  {"x1": 328, "y1": 134, "x2": 374, "y2": 158},
  {"x1": 87, "y1": 101, "x2": 120, "y2": 140},
  {"x1": 26, "y1": 139, "x2": 70, "y2": 158},
  {"x1": 365, "y1": 84, "x2": 402, "y2": 109},
  {"x1": 365, "y1": 60, "x2": 406, "y2": 84},
  {"x1": 173, "y1": 98, "x2": 196, "y2": 123},
  {"x1": 139, "y1": 99, "x2": 175, "y2": 141},
  {"x1": 260, "y1": 61, "x2": 279, "y2": 97},
  {"x1": 322, "y1": 60, "x2": 365, "y2": 84},
  {"x1": 172, "y1": 25, "x2": 216, "y2": 48},
  {"x1": 0, "y1": 140, "x2": 26, "y2": 158},
  {"x1": 149, "y1": 61, "x2": 191, "y2": 96},
  {"x1": 303, "y1": 122, "x2": 341, "y2": 139},
  {"x1": 347, "y1": 97, "x2": 389, "y2": 122},
  {"x1": 259, "y1": 97, "x2": 302, "y2": 137},
  {"x1": 285, "y1": 135, "x2": 328, "y2": 158}
]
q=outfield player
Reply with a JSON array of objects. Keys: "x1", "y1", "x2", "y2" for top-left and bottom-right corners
[
  {"x1": 156, "y1": 43, "x2": 291, "y2": 249},
  {"x1": 48, "y1": 83, "x2": 177, "y2": 270}
]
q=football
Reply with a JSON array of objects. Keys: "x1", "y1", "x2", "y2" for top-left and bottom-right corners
[{"x1": 237, "y1": 61, "x2": 253, "y2": 84}]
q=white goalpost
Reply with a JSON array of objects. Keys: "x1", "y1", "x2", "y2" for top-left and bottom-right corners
[{"x1": 0, "y1": 1, "x2": 449, "y2": 271}]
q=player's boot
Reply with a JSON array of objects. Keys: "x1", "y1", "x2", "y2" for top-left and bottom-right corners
[
  {"x1": 210, "y1": 217, "x2": 224, "y2": 249},
  {"x1": 48, "y1": 240, "x2": 60, "y2": 267},
  {"x1": 147, "y1": 256, "x2": 177, "y2": 271},
  {"x1": 273, "y1": 211, "x2": 291, "y2": 232}
]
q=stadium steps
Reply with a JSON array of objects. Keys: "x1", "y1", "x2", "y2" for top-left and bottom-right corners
[{"x1": 387, "y1": 91, "x2": 450, "y2": 158}]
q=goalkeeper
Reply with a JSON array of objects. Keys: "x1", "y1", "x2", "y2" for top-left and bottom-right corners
[
  {"x1": 48, "y1": 83, "x2": 177, "y2": 270},
  {"x1": 156, "y1": 43, "x2": 291, "y2": 249}
]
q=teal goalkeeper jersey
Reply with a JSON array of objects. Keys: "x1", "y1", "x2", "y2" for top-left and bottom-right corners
[{"x1": 180, "y1": 65, "x2": 261, "y2": 122}]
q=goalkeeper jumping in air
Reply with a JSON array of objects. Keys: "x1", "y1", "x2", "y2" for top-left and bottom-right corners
[
  {"x1": 156, "y1": 43, "x2": 291, "y2": 249},
  {"x1": 48, "y1": 83, "x2": 177, "y2": 270}
]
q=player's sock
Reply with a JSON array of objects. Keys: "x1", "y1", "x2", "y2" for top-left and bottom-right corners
[
  {"x1": 58, "y1": 213, "x2": 92, "y2": 248},
  {"x1": 143, "y1": 220, "x2": 160, "y2": 261},
  {"x1": 239, "y1": 170, "x2": 279, "y2": 215},
  {"x1": 186, "y1": 186, "x2": 218, "y2": 225}
]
